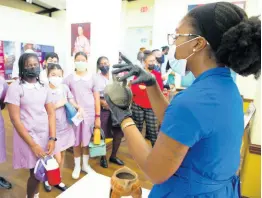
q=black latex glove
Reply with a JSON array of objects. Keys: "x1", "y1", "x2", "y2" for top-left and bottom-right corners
[
  {"x1": 104, "y1": 94, "x2": 132, "y2": 126},
  {"x1": 113, "y1": 54, "x2": 156, "y2": 86}
]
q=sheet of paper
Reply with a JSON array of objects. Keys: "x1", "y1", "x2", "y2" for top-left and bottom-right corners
[
  {"x1": 57, "y1": 171, "x2": 150, "y2": 198},
  {"x1": 71, "y1": 113, "x2": 84, "y2": 126}
]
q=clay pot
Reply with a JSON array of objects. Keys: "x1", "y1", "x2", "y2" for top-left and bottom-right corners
[{"x1": 110, "y1": 167, "x2": 142, "y2": 198}]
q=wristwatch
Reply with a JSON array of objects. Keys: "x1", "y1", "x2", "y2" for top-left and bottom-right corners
[{"x1": 49, "y1": 137, "x2": 57, "y2": 142}]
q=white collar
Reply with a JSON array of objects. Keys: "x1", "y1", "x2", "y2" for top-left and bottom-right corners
[
  {"x1": 73, "y1": 73, "x2": 92, "y2": 81},
  {"x1": 49, "y1": 84, "x2": 64, "y2": 94},
  {"x1": 22, "y1": 81, "x2": 42, "y2": 90}
]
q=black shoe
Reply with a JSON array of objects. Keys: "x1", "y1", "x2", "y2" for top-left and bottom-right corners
[
  {"x1": 109, "y1": 157, "x2": 124, "y2": 166},
  {"x1": 55, "y1": 184, "x2": 68, "y2": 192},
  {"x1": 100, "y1": 156, "x2": 108, "y2": 168},
  {"x1": 43, "y1": 182, "x2": 52, "y2": 192},
  {"x1": 0, "y1": 177, "x2": 12, "y2": 189}
]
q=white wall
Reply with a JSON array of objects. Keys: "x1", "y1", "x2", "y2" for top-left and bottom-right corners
[
  {"x1": 124, "y1": 0, "x2": 155, "y2": 28},
  {"x1": 120, "y1": 0, "x2": 155, "y2": 55},
  {"x1": 66, "y1": 0, "x2": 122, "y2": 76},
  {"x1": 52, "y1": 10, "x2": 67, "y2": 70},
  {"x1": 0, "y1": 5, "x2": 66, "y2": 72}
]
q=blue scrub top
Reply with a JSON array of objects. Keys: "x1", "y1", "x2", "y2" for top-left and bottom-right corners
[{"x1": 150, "y1": 67, "x2": 243, "y2": 198}]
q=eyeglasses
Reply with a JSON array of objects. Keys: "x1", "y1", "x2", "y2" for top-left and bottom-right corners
[{"x1": 167, "y1": 33, "x2": 200, "y2": 45}]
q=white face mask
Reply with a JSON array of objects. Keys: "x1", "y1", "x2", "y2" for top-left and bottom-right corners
[
  {"x1": 49, "y1": 76, "x2": 63, "y2": 87},
  {"x1": 169, "y1": 37, "x2": 199, "y2": 76},
  {"x1": 75, "y1": 61, "x2": 88, "y2": 72}
]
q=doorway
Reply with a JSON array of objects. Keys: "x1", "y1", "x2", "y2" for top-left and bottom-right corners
[{"x1": 123, "y1": 26, "x2": 152, "y2": 62}]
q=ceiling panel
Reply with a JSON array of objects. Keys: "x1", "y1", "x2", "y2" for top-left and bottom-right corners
[{"x1": 33, "y1": 0, "x2": 66, "y2": 10}]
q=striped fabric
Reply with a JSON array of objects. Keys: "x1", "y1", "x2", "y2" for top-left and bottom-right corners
[{"x1": 131, "y1": 103, "x2": 158, "y2": 146}]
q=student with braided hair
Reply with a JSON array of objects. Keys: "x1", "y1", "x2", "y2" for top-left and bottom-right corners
[{"x1": 5, "y1": 53, "x2": 56, "y2": 198}]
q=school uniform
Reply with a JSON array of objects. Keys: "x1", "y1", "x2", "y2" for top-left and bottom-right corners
[
  {"x1": 49, "y1": 84, "x2": 75, "y2": 153},
  {"x1": 64, "y1": 73, "x2": 98, "y2": 147},
  {"x1": 96, "y1": 73, "x2": 123, "y2": 139},
  {"x1": 0, "y1": 77, "x2": 8, "y2": 164},
  {"x1": 150, "y1": 67, "x2": 242, "y2": 197},
  {"x1": 5, "y1": 81, "x2": 52, "y2": 169}
]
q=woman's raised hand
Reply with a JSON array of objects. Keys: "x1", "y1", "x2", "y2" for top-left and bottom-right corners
[{"x1": 112, "y1": 54, "x2": 156, "y2": 86}]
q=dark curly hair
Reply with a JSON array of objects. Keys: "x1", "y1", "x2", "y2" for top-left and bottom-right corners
[{"x1": 187, "y1": 2, "x2": 261, "y2": 79}]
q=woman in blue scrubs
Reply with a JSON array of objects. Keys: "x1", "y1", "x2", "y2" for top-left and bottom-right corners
[{"x1": 105, "y1": 2, "x2": 261, "y2": 197}]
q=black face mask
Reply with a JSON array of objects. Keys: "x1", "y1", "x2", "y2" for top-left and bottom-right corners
[
  {"x1": 156, "y1": 57, "x2": 164, "y2": 64},
  {"x1": 23, "y1": 67, "x2": 40, "y2": 78},
  {"x1": 100, "y1": 66, "x2": 110, "y2": 75},
  {"x1": 148, "y1": 64, "x2": 155, "y2": 70}
]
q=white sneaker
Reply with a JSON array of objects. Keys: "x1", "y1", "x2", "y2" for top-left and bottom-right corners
[
  {"x1": 72, "y1": 166, "x2": 81, "y2": 179},
  {"x1": 82, "y1": 165, "x2": 95, "y2": 174}
]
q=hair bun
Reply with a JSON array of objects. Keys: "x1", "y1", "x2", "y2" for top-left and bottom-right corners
[
  {"x1": 143, "y1": 50, "x2": 152, "y2": 55},
  {"x1": 216, "y1": 16, "x2": 261, "y2": 79}
]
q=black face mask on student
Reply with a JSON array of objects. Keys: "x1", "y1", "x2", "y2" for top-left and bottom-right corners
[
  {"x1": 100, "y1": 66, "x2": 110, "y2": 75},
  {"x1": 148, "y1": 64, "x2": 155, "y2": 70},
  {"x1": 23, "y1": 67, "x2": 41, "y2": 78}
]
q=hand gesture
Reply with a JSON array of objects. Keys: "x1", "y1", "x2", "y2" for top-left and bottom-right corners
[
  {"x1": 104, "y1": 94, "x2": 132, "y2": 126},
  {"x1": 31, "y1": 144, "x2": 46, "y2": 158},
  {"x1": 112, "y1": 54, "x2": 156, "y2": 86}
]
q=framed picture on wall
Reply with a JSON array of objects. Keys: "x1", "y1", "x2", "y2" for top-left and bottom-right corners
[
  {"x1": 21, "y1": 43, "x2": 55, "y2": 69},
  {"x1": 71, "y1": 23, "x2": 91, "y2": 57},
  {"x1": 4, "y1": 41, "x2": 16, "y2": 80},
  {"x1": 0, "y1": 41, "x2": 16, "y2": 80},
  {"x1": 0, "y1": 41, "x2": 4, "y2": 78}
]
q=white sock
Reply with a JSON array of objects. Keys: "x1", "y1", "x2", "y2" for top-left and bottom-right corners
[
  {"x1": 72, "y1": 157, "x2": 81, "y2": 179},
  {"x1": 58, "y1": 182, "x2": 66, "y2": 188},
  {"x1": 26, "y1": 193, "x2": 39, "y2": 198},
  {"x1": 82, "y1": 155, "x2": 95, "y2": 173},
  {"x1": 74, "y1": 157, "x2": 81, "y2": 167},
  {"x1": 45, "y1": 181, "x2": 50, "y2": 186},
  {"x1": 82, "y1": 155, "x2": 89, "y2": 168}
]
